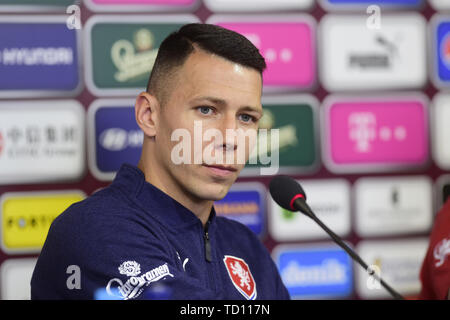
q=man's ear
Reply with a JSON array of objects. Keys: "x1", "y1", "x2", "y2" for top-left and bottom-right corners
[{"x1": 135, "y1": 92, "x2": 160, "y2": 138}]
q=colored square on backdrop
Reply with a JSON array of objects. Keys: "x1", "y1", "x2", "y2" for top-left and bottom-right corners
[
  {"x1": 88, "y1": 100, "x2": 142, "y2": 181},
  {"x1": 84, "y1": 0, "x2": 199, "y2": 11},
  {"x1": 434, "y1": 19, "x2": 450, "y2": 85},
  {"x1": 323, "y1": 96, "x2": 429, "y2": 173},
  {"x1": 84, "y1": 15, "x2": 198, "y2": 96},
  {"x1": 1, "y1": 192, "x2": 85, "y2": 253},
  {"x1": 242, "y1": 95, "x2": 319, "y2": 176},
  {"x1": 209, "y1": 16, "x2": 316, "y2": 90},
  {"x1": 273, "y1": 244, "x2": 354, "y2": 299},
  {"x1": 321, "y1": 0, "x2": 422, "y2": 8},
  {"x1": 0, "y1": 17, "x2": 80, "y2": 97},
  {"x1": 214, "y1": 183, "x2": 266, "y2": 237}
]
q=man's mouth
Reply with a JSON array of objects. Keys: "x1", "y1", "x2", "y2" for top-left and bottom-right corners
[{"x1": 202, "y1": 164, "x2": 238, "y2": 177}]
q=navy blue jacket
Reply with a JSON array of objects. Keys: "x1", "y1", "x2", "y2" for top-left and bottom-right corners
[{"x1": 31, "y1": 164, "x2": 290, "y2": 300}]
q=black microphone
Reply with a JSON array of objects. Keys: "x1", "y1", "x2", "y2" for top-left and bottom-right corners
[{"x1": 269, "y1": 175, "x2": 404, "y2": 300}]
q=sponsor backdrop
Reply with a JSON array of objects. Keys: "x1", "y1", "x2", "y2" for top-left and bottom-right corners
[{"x1": 0, "y1": 0, "x2": 448, "y2": 300}]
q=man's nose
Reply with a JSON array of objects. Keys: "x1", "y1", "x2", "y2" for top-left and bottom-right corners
[
  {"x1": 218, "y1": 113, "x2": 237, "y2": 131},
  {"x1": 217, "y1": 114, "x2": 238, "y2": 151}
]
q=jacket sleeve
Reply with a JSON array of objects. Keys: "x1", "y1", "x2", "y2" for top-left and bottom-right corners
[
  {"x1": 31, "y1": 206, "x2": 223, "y2": 300},
  {"x1": 418, "y1": 199, "x2": 450, "y2": 300}
]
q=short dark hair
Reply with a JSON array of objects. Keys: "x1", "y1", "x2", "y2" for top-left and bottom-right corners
[{"x1": 146, "y1": 23, "x2": 266, "y2": 106}]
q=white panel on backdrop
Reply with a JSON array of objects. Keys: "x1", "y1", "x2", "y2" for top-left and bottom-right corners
[
  {"x1": 354, "y1": 176, "x2": 433, "y2": 237},
  {"x1": 432, "y1": 94, "x2": 450, "y2": 170},
  {"x1": 355, "y1": 239, "x2": 428, "y2": 299},
  {"x1": 319, "y1": 14, "x2": 426, "y2": 91},
  {"x1": 0, "y1": 100, "x2": 85, "y2": 185},
  {"x1": 269, "y1": 179, "x2": 351, "y2": 241},
  {"x1": 429, "y1": 0, "x2": 450, "y2": 10},
  {"x1": 0, "y1": 258, "x2": 37, "y2": 300}
]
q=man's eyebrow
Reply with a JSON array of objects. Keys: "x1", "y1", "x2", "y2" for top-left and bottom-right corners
[
  {"x1": 190, "y1": 96, "x2": 227, "y2": 106},
  {"x1": 239, "y1": 105, "x2": 263, "y2": 117},
  {"x1": 190, "y1": 96, "x2": 263, "y2": 116}
]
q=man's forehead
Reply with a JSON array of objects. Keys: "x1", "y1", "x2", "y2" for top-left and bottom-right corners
[
  {"x1": 232, "y1": 63, "x2": 246, "y2": 74},
  {"x1": 164, "y1": 48, "x2": 263, "y2": 108},
  {"x1": 181, "y1": 48, "x2": 261, "y2": 80}
]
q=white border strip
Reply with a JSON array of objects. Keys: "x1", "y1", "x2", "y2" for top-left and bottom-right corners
[
  {"x1": 84, "y1": 0, "x2": 200, "y2": 13},
  {"x1": 319, "y1": 0, "x2": 424, "y2": 12},
  {"x1": 203, "y1": 0, "x2": 314, "y2": 12}
]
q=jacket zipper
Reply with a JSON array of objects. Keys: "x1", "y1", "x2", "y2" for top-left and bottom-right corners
[
  {"x1": 202, "y1": 220, "x2": 216, "y2": 293},
  {"x1": 203, "y1": 221, "x2": 212, "y2": 262}
]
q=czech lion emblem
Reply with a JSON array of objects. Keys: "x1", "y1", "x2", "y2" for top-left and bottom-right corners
[{"x1": 223, "y1": 255, "x2": 257, "y2": 300}]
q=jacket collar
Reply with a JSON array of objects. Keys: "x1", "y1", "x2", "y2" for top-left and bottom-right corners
[{"x1": 111, "y1": 163, "x2": 216, "y2": 231}]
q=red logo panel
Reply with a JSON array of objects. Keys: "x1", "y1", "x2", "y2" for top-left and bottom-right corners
[{"x1": 223, "y1": 255, "x2": 257, "y2": 300}]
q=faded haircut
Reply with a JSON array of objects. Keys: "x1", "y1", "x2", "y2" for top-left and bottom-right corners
[{"x1": 146, "y1": 23, "x2": 266, "y2": 106}]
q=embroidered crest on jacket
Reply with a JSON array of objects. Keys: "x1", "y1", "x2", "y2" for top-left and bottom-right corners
[{"x1": 223, "y1": 255, "x2": 257, "y2": 300}]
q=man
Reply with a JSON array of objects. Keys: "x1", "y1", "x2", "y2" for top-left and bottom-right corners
[
  {"x1": 31, "y1": 23, "x2": 290, "y2": 300},
  {"x1": 419, "y1": 197, "x2": 450, "y2": 300}
]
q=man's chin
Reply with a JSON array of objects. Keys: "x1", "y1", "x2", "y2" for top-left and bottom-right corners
[
  {"x1": 182, "y1": 164, "x2": 243, "y2": 201},
  {"x1": 192, "y1": 179, "x2": 235, "y2": 202}
]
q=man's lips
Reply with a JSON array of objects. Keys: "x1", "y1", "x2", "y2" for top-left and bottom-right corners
[{"x1": 202, "y1": 164, "x2": 238, "y2": 176}]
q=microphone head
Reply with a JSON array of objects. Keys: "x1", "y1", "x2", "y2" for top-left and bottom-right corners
[{"x1": 269, "y1": 175, "x2": 307, "y2": 211}]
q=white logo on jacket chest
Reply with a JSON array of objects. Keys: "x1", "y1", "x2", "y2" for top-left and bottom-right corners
[
  {"x1": 176, "y1": 251, "x2": 190, "y2": 272},
  {"x1": 106, "y1": 261, "x2": 173, "y2": 300}
]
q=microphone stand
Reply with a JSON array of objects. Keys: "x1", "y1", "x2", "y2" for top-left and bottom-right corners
[{"x1": 294, "y1": 198, "x2": 405, "y2": 300}]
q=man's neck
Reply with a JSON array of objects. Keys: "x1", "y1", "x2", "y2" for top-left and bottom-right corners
[{"x1": 137, "y1": 159, "x2": 213, "y2": 226}]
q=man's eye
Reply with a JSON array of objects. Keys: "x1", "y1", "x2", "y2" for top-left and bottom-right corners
[
  {"x1": 198, "y1": 106, "x2": 213, "y2": 115},
  {"x1": 239, "y1": 114, "x2": 256, "y2": 123}
]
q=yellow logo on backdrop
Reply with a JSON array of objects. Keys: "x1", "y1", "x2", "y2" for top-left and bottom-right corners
[
  {"x1": 215, "y1": 201, "x2": 259, "y2": 216},
  {"x1": 1, "y1": 192, "x2": 84, "y2": 252}
]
